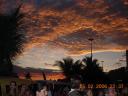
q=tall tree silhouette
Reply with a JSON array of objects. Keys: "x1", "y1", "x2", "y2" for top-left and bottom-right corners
[
  {"x1": 25, "y1": 72, "x2": 31, "y2": 80},
  {"x1": 82, "y1": 57, "x2": 108, "y2": 83},
  {"x1": 0, "y1": 6, "x2": 25, "y2": 75},
  {"x1": 57, "y1": 57, "x2": 83, "y2": 81},
  {"x1": 42, "y1": 71, "x2": 46, "y2": 80}
]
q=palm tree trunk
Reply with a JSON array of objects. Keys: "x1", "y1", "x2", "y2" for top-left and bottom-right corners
[{"x1": 42, "y1": 71, "x2": 46, "y2": 80}]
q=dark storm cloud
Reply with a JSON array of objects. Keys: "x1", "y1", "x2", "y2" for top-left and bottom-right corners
[
  {"x1": 35, "y1": 0, "x2": 76, "y2": 10},
  {"x1": 2, "y1": 0, "x2": 127, "y2": 55},
  {"x1": 0, "y1": 0, "x2": 22, "y2": 14},
  {"x1": 21, "y1": 0, "x2": 128, "y2": 53},
  {"x1": 56, "y1": 28, "x2": 100, "y2": 43},
  {"x1": 106, "y1": 30, "x2": 128, "y2": 46},
  {"x1": 49, "y1": 28, "x2": 105, "y2": 54},
  {"x1": 43, "y1": 15, "x2": 62, "y2": 27},
  {"x1": 2, "y1": 0, "x2": 126, "y2": 69},
  {"x1": 28, "y1": 15, "x2": 61, "y2": 38},
  {"x1": 106, "y1": 0, "x2": 128, "y2": 18},
  {"x1": 73, "y1": 0, "x2": 108, "y2": 19},
  {"x1": 49, "y1": 24, "x2": 128, "y2": 55}
]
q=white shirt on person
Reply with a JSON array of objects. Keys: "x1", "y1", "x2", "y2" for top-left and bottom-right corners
[{"x1": 48, "y1": 90, "x2": 52, "y2": 96}]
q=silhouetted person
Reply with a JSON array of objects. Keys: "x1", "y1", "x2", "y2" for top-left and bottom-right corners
[
  {"x1": 25, "y1": 72, "x2": 31, "y2": 80},
  {"x1": 47, "y1": 84, "x2": 52, "y2": 96},
  {"x1": 97, "y1": 90, "x2": 105, "y2": 96},
  {"x1": 68, "y1": 78, "x2": 82, "y2": 96},
  {"x1": 121, "y1": 86, "x2": 128, "y2": 96},
  {"x1": 61, "y1": 86, "x2": 70, "y2": 96},
  {"x1": 36, "y1": 83, "x2": 48, "y2": 96},
  {"x1": 7, "y1": 81, "x2": 17, "y2": 96}
]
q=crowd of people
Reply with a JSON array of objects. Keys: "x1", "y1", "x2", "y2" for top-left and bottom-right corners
[{"x1": 4, "y1": 80, "x2": 128, "y2": 96}]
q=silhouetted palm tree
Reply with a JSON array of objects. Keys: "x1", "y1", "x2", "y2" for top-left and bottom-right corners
[
  {"x1": 42, "y1": 71, "x2": 46, "y2": 80},
  {"x1": 57, "y1": 57, "x2": 83, "y2": 81},
  {"x1": 0, "y1": 6, "x2": 25, "y2": 75},
  {"x1": 82, "y1": 57, "x2": 108, "y2": 83},
  {"x1": 25, "y1": 72, "x2": 31, "y2": 80}
]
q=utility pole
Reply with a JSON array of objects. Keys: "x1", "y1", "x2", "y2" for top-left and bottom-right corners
[{"x1": 88, "y1": 38, "x2": 94, "y2": 61}]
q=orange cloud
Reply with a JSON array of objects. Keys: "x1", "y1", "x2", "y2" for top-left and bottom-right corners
[
  {"x1": 1, "y1": 0, "x2": 127, "y2": 70},
  {"x1": 18, "y1": 0, "x2": 128, "y2": 57}
]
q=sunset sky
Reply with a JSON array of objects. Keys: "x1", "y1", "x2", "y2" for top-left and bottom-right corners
[{"x1": 0, "y1": 0, "x2": 128, "y2": 72}]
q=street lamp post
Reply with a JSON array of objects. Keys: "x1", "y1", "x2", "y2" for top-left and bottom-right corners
[{"x1": 88, "y1": 38, "x2": 94, "y2": 61}]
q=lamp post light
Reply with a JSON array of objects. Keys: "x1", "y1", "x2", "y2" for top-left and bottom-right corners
[{"x1": 88, "y1": 38, "x2": 94, "y2": 61}]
